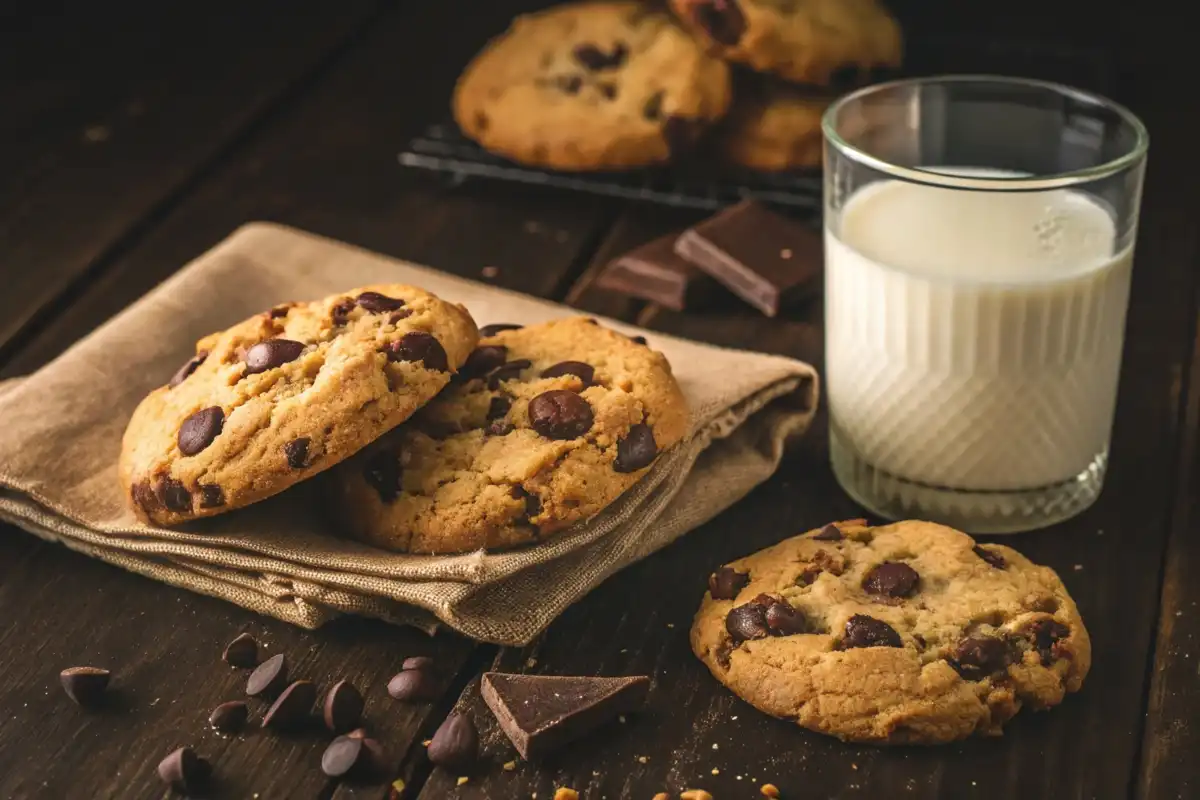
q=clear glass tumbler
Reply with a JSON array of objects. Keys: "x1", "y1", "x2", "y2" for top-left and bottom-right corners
[{"x1": 821, "y1": 76, "x2": 1149, "y2": 533}]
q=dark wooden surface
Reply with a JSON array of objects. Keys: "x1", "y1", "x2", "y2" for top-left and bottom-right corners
[{"x1": 0, "y1": 2, "x2": 1196, "y2": 798}]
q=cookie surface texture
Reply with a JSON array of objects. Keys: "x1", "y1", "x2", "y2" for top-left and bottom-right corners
[
  {"x1": 690, "y1": 519, "x2": 1091, "y2": 744},
  {"x1": 119, "y1": 285, "x2": 479, "y2": 525},
  {"x1": 453, "y1": 1, "x2": 732, "y2": 170},
  {"x1": 332, "y1": 317, "x2": 689, "y2": 554}
]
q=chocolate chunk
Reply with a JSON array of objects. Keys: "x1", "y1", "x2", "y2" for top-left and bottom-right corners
[
  {"x1": 840, "y1": 614, "x2": 902, "y2": 649},
  {"x1": 487, "y1": 396, "x2": 512, "y2": 420},
  {"x1": 765, "y1": 600, "x2": 807, "y2": 636},
  {"x1": 387, "y1": 669, "x2": 438, "y2": 702},
  {"x1": 403, "y1": 656, "x2": 435, "y2": 672},
  {"x1": 178, "y1": 406, "x2": 224, "y2": 456},
  {"x1": 642, "y1": 91, "x2": 665, "y2": 121},
  {"x1": 480, "y1": 672, "x2": 649, "y2": 761},
  {"x1": 246, "y1": 653, "x2": 288, "y2": 699},
  {"x1": 1029, "y1": 619, "x2": 1071, "y2": 664},
  {"x1": 973, "y1": 545, "x2": 1006, "y2": 569},
  {"x1": 529, "y1": 390, "x2": 594, "y2": 440},
  {"x1": 331, "y1": 299, "x2": 356, "y2": 324},
  {"x1": 321, "y1": 734, "x2": 383, "y2": 779},
  {"x1": 512, "y1": 486, "x2": 542, "y2": 522},
  {"x1": 209, "y1": 700, "x2": 249, "y2": 734},
  {"x1": 690, "y1": 0, "x2": 746, "y2": 45},
  {"x1": 952, "y1": 636, "x2": 1012, "y2": 680},
  {"x1": 284, "y1": 438, "x2": 311, "y2": 469},
  {"x1": 222, "y1": 633, "x2": 258, "y2": 668},
  {"x1": 168, "y1": 350, "x2": 208, "y2": 388},
  {"x1": 156, "y1": 476, "x2": 191, "y2": 513},
  {"x1": 614, "y1": 423, "x2": 657, "y2": 472},
  {"x1": 323, "y1": 680, "x2": 364, "y2": 734},
  {"x1": 631, "y1": 335, "x2": 647, "y2": 345},
  {"x1": 365, "y1": 451, "x2": 402, "y2": 503},
  {"x1": 813, "y1": 523, "x2": 843, "y2": 541},
  {"x1": 426, "y1": 713, "x2": 480, "y2": 771},
  {"x1": 675, "y1": 200, "x2": 822, "y2": 317},
  {"x1": 245, "y1": 338, "x2": 305, "y2": 375},
  {"x1": 708, "y1": 566, "x2": 749, "y2": 600},
  {"x1": 572, "y1": 41, "x2": 628, "y2": 70},
  {"x1": 487, "y1": 359, "x2": 532, "y2": 389},
  {"x1": 262, "y1": 680, "x2": 316, "y2": 730},
  {"x1": 356, "y1": 291, "x2": 406, "y2": 312},
  {"x1": 862, "y1": 562, "x2": 920, "y2": 598},
  {"x1": 460, "y1": 346, "x2": 508, "y2": 381},
  {"x1": 60, "y1": 666, "x2": 110, "y2": 706},
  {"x1": 198, "y1": 484, "x2": 225, "y2": 509},
  {"x1": 541, "y1": 360, "x2": 594, "y2": 385},
  {"x1": 386, "y1": 331, "x2": 449, "y2": 372},
  {"x1": 157, "y1": 747, "x2": 210, "y2": 794},
  {"x1": 480, "y1": 323, "x2": 523, "y2": 337},
  {"x1": 595, "y1": 233, "x2": 725, "y2": 311},
  {"x1": 389, "y1": 308, "x2": 414, "y2": 324},
  {"x1": 725, "y1": 602, "x2": 770, "y2": 643},
  {"x1": 598, "y1": 82, "x2": 618, "y2": 100}
]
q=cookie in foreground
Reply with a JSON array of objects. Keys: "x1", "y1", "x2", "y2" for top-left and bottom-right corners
[
  {"x1": 690, "y1": 519, "x2": 1090, "y2": 744},
  {"x1": 331, "y1": 317, "x2": 689, "y2": 554},
  {"x1": 119, "y1": 285, "x2": 479, "y2": 525}
]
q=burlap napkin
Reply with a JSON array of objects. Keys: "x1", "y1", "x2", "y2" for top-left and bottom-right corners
[{"x1": 0, "y1": 223, "x2": 818, "y2": 645}]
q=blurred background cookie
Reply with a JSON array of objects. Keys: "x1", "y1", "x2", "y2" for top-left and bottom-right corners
[{"x1": 717, "y1": 75, "x2": 832, "y2": 171}]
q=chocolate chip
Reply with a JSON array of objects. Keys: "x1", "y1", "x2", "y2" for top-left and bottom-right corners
[
  {"x1": 199, "y1": 484, "x2": 225, "y2": 509},
  {"x1": 168, "y1": 350, "x2": 208, "y2": 388},
  {"x1": 765, "y1": 600, "x2": 808, "y2": 636},
  {"x1": 643, "y1": 91, "x2": 665, "y2": 121},
  {"x1": 973, "y1": 545, "x2": 1006, "y2": 569},
  {"x1": 262, "y1": 679, "x2": 316, "y2": 731},
  {"x1": 322, "y1": 734, "x2": 383, "y2": 779},
  {"x1": 572, "y1": 41, "x2": 628, "y2": 70},
  {"x1": 725, "y1": 602, "x2": 770, "y2": 643},
  {"x1": 356, "y1": 291, "x2": 406, "y2": 313},
  {"x1": 541, "y1": 360, "x2": 595, "y2": 385},
  {"x1": 614, "y1": 423, "x2": 657, "y2": 472},
  {"x1": 178, "y1": 406, "x2": 224, "y2": 456},
  {"x1": 222, "y1": 633, "x2": 258, "y2": 668},
  {"x1": 708, "y1": 566, "x2": 749, "y2": 600},
  {"x1": 461, "y1": 346, "x2": 509, "y2": 381},
  {"x1": 487, "y1": 396, "x2": 512, "y2": 420},
  {"x1": 691, "y1": 0, "x2": 746, "y2": 45},
  {"x1": 487, "y1": 359, "x2": 532, "y2": 389},
  {"x1": 365, "y1": 451, "x2": 402, "y2": 503},
  {"x1": 403, "y1": 656, "x2": 434, "y2": 672},
  {"x1": 284, "y1": 438, "x2": 311, "y2": 469},
  {"x1": 209, "y1": 700, "x2": 249, "y2": 734},
  {"x1": 131, "y1": 480, "x2": 157, "y2": 514},
  {"x1": 157, "y1": 747, "x2": 210, "y2": 794},
  {"x1": 840, "y1": 614, "x2": 902, "y2": 649},
  {"x1": 156, "y1": 476, "x2": 191, "y2": 513},
  {"x1": 60, "y1": 667, "x2": 110, "y2": 706},
  {"x1": 512, "y1": 486, "x2": 542, "y2": 522},
  {"x1": 387, "y1": 669, "x2": 438, "y2": 702},
  {"x1": 389, "y1": 308, "x2": 414, "y2": 324},
  {"x1": 631, "y1": 335, "x2": 647, "y2": 345},
  {"x1": 488, "y1": 420, "x2": 515, "y2": 436},
  {"x1": 385, "y1": 331, "x2": 449, "y2": 372},
  {"x1": 529, "y1": 389, "x2": 594, "y2": 440},
  {"x1": 245, "y1": 338, "x2": 305, "y2": 375},
  {"x1": 323, "y1": 680, "x2": 364, "y2": 734},
  {"x1": 598, "y1": 82, "x2": 618, "y2": 100},
  {"x1": 813, "y1": 523, "x2": 843, "y2": 541},
  {"x1": 246, "y1": 653, "x2": 288, "y2": 699},
  {"x1": 427, "y1": 713, "x2": 480, "y2": 771},
  {"x1": 268, "y1": 304, "x2": 293, "y2": 319},
  {"x1": 555, "y1": 74, "x2": 583, "y2": 94},
  {"x1": 1029, "y1": 619, "x2": 1071, "y2": 664},
  {"x1": 952, "y1": 636, "x2": 1012, "y2": 680},
  {"x1": 796, "y1": 566, "x2": 821, "y2": 586},
  {"x1": 862, "y1": 562, "x2": 920, "y2": 598},
  {"x1": 480, "y1": 323, "x2": 523, "y2": 337},
  {"x1": 331, "y1": 299, "x2": 356, "y2": 324}
]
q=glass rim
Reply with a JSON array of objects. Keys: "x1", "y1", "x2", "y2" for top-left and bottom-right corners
[{"x1": 821, "y1": 74, "x2": 1150, "y2": 191}]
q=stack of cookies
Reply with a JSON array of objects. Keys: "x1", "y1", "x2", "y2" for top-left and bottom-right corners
[
  {"x1": 119, "y1": 286, "x2": 689, "y2": 555},
  {"x1": 452, "y1": 0, "x2": 902, "y2": 172}
]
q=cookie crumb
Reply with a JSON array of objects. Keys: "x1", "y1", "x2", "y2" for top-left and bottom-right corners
[
  {"x1": 482, "y1": 266, "x2": 500, "y2": 279},
  {"x1": 667, "y1": 623, "x2": 675, "y2": 629},
  {"x1": 457, "y1": 776, "x2": 470, "y2": 786},
  {"x1": 681, "y1": 791, "x2": 713, "y2": 800},
  {"x1": 503, "y1": 760, "x2": 517, "y2": 771},
  {"x1": 780, "y1": 248, "x2": 793, "y2": 259},
  {"x1": 392, "y1": 778, "x2": 406, "y2": 792},
  {"x1": 619, "y1": 715, "x2": 627, "y2": 723},
  {"x1": 637, "y1": 755, "x2": 648, "y2": 764},
  {"x1": 711, "y1": 743, "x2": 719, "y2": 750},
  {"x1": 1073, "y1": 564, "x2": 1083, "y2": 571},
  {"x1": 554, "y1": 789, "x2": 578, "y2": 800},
  {"x1": 761, "y1": 784, "x2": 781, "y2": 798},
  {"x1": 711, "y1": 768, "x2": 720, "y2": 776},
  {"x1": 526, "y1": 657, "x2": 538, "y2": 668}
]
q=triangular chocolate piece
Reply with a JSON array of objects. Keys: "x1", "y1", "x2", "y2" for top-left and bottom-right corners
[{"x1": 481, "y1": 672, "x2": 650, "y2": 760}]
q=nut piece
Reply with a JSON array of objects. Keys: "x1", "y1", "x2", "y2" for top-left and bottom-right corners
[
  {"x1": 554, "y1": 789, "x2": 579, "y2": 800},
  {"x1": 762, "y1": 784, "x2": 782, "y2": 798}
]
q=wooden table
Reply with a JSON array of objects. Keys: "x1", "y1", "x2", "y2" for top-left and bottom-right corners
[{"x1": 1, "y1": 2, "x2": 1196, "y2": 798}]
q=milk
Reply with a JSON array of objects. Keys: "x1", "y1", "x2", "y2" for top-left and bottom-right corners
[{"x1": 825, "y1": 173, "x2": 1133, "y2": 493}]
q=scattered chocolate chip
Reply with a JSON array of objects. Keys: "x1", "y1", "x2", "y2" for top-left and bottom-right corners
[
  {"x1": 555, "y1": 74, "x2": 583, "y2": 94},
  {"x1": 480, "y1": 323, "x2": 523, "y2": 337},
  {"x1": 642, "y1": 91, "x2": 665, "y2": 121},
  {"x1": 952, "y1": 636, "x2": 1012, "y2": 680},
  {"x1": 209, "y1": 700, "x2": 249, "y2": 734},
  {"x1": 572, "y1": 41, "x2": 628, "y2": 70},
  {"x1": 322, "y1": 734, "x2": 383, "y2": 780},
  {"x1": 262, "y1": 680, "x2": 316, "y2": 731},
  {"x1": 529, "y1": 390, "x2": 594, "y2": 440},
  {"x1": 284, "y1": 438, "x2": 311, "y2": 469},
  {"x1": 512, "y1": 486, "x2": 542, "y2": 522},
  {"x1": 487, "y1": 396, "x2": 512, "y2": 420},
  {"x1": 177, "y1": 406, "x2": 224, "y2": 456},
  {"x1": 246, "y1": 653, "x2": 288, "y2": 699},
  {"x1": 245, "y1": 338, "x2": 305, "y2": 375},
  {"x1": 222, "y1": 633, "x2": 258, "y2": 668},
  {"x1": 157, "y1": 747, "x2": 210, "y2": 794},
  {"x1": 387, "y1": 669, "x2": 438, "y2": 702},
  {"x1": 840, "y1": 614, "x2": 902, "y2": 649},
  {"x1": 198, "y1": 484, "x2": 225, "y2": 509},
  {"x1": 323, "y1": 680, "x2": 364, "y2": 734},
  {"x1": 156, "y1": 476, "x2": 191, "y2": 513},
  {"x1": 487, "y1": 359, "x2": 532, "y2": 389},
  {"x1": 356, "y1": 291, "x2": 406, "y2": 313},
  {"x1": 403, "y1": 656, "x2": 435, "y2": 672},
  {"x1": 813, "y1": 523, "x2": 843, "y2": 541},
  {"x1": 765, "y1": 600, "x2": 808, "y2": 636},
  {"x1": 691, "y1": 0, "x2": 746, "y2": 45},
  {"x1": 541, "y1": 360, "x2": 595, "y2": 385},
  {"x1": 614, "y1": 423, "x2": 657, "y2": 472},
  {"x1": 60, "y1": 667, "x2": 110, "y2": 706},
  {"x1": 973, "y1": 545, "x2": 1006, "y2": 569},
  {"x1": 598, "y1": 82, "x2": 618, "y2": 100},
  {"x1": 708, "y1": 566, "x2": 749, "y2": 600},
  {"x1": 862, "y1": 562, "x2": 920, "y2": 598},
  {"x1": 427, "y1": 713, "x2": 480, "y2": 771},
  {"x1": 385, "y1": 331, "x2": 449, "y2": 372},
  {"x1": 461, "y1": 346, "x2": 509, "y2": 381},
  {"x1": 168, "y1": 350, "x2": 208, "y2": 388},
  {"x1": 365, "y1": 451, "x2": 402, "y2": 503},
  {"x1": 1029, "y1": 619, "x2": 1071, "y2": 664},
  {"x1": 331, "y1": 299, "x2": 356, "y2": 324},
  {"x1": 725, "y1": 602, "x2": 770, "y2": 644}
]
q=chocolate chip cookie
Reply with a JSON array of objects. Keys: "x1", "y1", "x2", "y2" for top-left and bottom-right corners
[
  {"x1": 691, "y1": 519, "x2": 1090, "y2": 744},
  {"x1": 331, "y1": 317, "x2": 689, "y2": 554},
  {"x1": 669, "y1": 0, "x2": 902, "y2": 86},
  {"x1": 453, "y1": 1, "x2": 732, "y2": 171},
  {"x1": 119, "y1": 285, "x2": 479, "y2": 526},
  {"x1": 717, "y1": 77, "x2": 831, "y2": 171}
]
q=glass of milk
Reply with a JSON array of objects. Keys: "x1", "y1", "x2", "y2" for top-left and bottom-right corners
[{"x1": 822, "y1": 76, "x2": 1148, "y2": 533}]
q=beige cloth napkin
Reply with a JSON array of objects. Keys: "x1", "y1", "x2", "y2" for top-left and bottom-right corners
[{"x1": 0, "y1": 223, "x2": 819, "y2": 645}]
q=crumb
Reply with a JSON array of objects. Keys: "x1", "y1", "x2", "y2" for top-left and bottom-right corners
[
  {"x1": 780, "y1": 248, "x2": 793, "y2": 259},
  {"x1": 526, "y1": 657, "x2": 538, "y2": 668},
  {"x1": 681, "y1": 791, "x2": 713, "y2": 800},
  {"x1": 851, "y1": 764, "x2": 858, "y2": 771},
  {"x1": 457, "y1": 776, "x2": 470, "y2": 786},
  {"x1": 1176, "y1": 610, "x2": 1183, "y2": 616},
  {"x1": 554, "y1": 789, "x2": 578, "y2": 800},
  {"x1": 592, "y1": 771, "x2": 600, "y2": 777},
  {"x1": 481, "y1": 266, "x2": 500, "y2": 279},
  {"x1": 737, "y1": 775, "x2": 743, "y2": 781},
  {"x1": 423, "y1": 739, "x2": 431, "y2": 746},
  {"x1": 667, "y1": 623, "x2": 675, "y2": 629},
  {"x1": 711, "y1": 743, "x2": 719, "y2": 750},
  {"x1": 503, "y1": 761, "x2": 517, "y2": 771},
  {"x1": 83, "y1": 125, "x2": 110, "y2": 143},
  {"x1": 620, "y1": 648, "x2": 627, "y2": 653},
  {"x1": 392, "y1": 778, "x2": 406, "y2": 791},
  {"x1": 1073, "y1": 564, "x2": 1083, "y2": 571},
  {"x1": 711, "y1": 768, "x2": 720, "y2": 776},
  {"x1": 637, "y1": 756, "x2": 648, "y2": 764},
  {"x1": 761, "y1": 784, "x2": 781, "y2": 798},
  {"x1": 524, "y1": 221, "x2": 542, "y2": 234},
  {"x1": 619, "y1": 715, "x2": 627, "y2": 724},
  {"x1": 731, "y1": 716, "x2": 737, "y2": 720}
]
